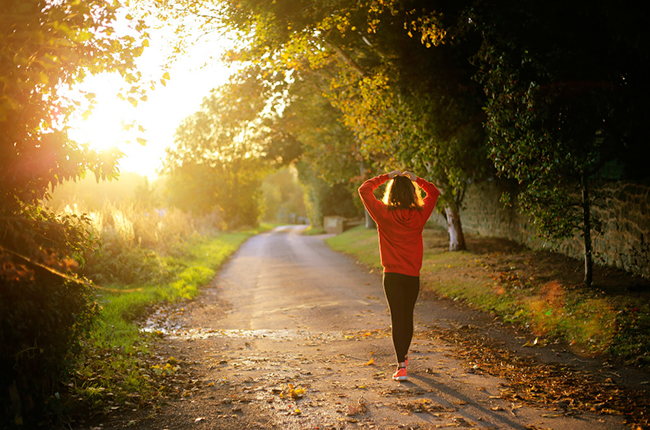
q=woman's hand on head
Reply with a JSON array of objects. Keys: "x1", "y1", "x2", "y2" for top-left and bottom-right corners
[
  {"x1": 388, "y1": 170, "x2": 401, "y2": 179},
  {"x1": 402, "y1": 171, "x2": 418, "y2": 181}
]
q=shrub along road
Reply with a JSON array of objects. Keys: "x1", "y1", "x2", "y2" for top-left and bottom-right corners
[{"x1": 82, "y1": 226, "x2": 648, "y2": 430}]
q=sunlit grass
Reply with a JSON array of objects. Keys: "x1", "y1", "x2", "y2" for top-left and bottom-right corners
[
  {"x1": 326, "y1": 225, "x2": 380, "y2": 268},
  {"x1": 302, "y1": 226, "x2": 327, "y2": 235}
]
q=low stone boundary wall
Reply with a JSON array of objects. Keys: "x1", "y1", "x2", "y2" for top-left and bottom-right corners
[
  {"x1": 324, "y1": 216, "x2": 363, "y2": 235},
  {"x1": 432, "y1": 179, "x2": 649, "y2": 279}
]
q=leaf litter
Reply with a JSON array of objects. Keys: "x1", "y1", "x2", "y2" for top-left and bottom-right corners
[{"x1": 422, "y1": 324, "x2": 650, "y2": 429}]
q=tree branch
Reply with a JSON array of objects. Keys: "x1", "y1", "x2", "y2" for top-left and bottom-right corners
[
  {"x1": 0, "y1": 245, "x2": 142, "y2": 293},
  {"x1": 322, "y1": 38, "x2": 367, "y2": 78}
]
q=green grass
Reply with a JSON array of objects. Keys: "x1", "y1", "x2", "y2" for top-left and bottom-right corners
[
  {"x1": 90, "y1": 229, "x2": 262, "y2": 350},
  {"x1": 302, "y1": 225, "x2": 327, "y2": 235},
  {"x1": 69, "y1": 225, "x2": 272, "y2": 416},
  {"x1": 326, "y1": 225, "x2": 381, "y2": 268},
  {"x1": 326, "y1": 225, "x2": 650, "y2": 365}
]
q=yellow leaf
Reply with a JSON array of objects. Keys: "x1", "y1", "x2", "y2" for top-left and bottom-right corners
[
  {"x1": 137, "y1": 137, "x2": 147, "y2": 145},
  {"x1": 522, "y1": 337, "x2": 539, "y2": 347},
  {"x1": 364, "y1": 359, "x2": 374, "y2": 366},
  {"x1": 162, "y1": 71, "x2": 170, "y2": 80},
  {"x1": 291, "y1": 387, "x2": 305, "y2": 398}
]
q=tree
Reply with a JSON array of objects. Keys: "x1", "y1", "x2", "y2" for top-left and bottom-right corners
[
  {"x1": 162, "y1": 74, "x2": 269, "y2": 228},
  {"x1": 470, "y1": 0, "x2": 650, "y2": 286},
  {"x1": 194, "y1": 0, "x2": 489, "y2": 250},
  {"x1": 1, "y1": 0, "x2": 150, "y2": 271},
  {"x1": 1, "y1": 0, "x2": 149, "y2": 425},
  {"x1": 320, "y1": 4, "x2": 489, "y2": 249}
]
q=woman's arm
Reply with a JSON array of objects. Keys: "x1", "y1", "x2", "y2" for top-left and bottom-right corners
[
  {"x1": 417, "y1": 178, "x2": 440, "y2": 217},
  {"x1": 358, "y1": 173, "x2": 392, "y2": 221}
]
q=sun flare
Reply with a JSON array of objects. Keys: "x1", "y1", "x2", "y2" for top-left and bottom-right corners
[
  {"x1": 66, "y1": 69, "x2": 234, "y2": 179},
  {"x1": 65, "y1": 16, "x2": 236, "y2": 179},
  {"x1": 69, "y1": 96, "x2": 134, "y2": 153}
]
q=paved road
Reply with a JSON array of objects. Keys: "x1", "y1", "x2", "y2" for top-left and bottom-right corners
[{"x1": 107, "y1": 225, "x2": 629, "y2": 429}]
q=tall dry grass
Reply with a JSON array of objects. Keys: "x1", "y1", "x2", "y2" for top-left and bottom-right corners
[
  {"x1": 65, "y1": 202, "x2": 220, "y2": 250},
  {"x1": 60, "y1": 201, "x2": 222, "y2": 285}
]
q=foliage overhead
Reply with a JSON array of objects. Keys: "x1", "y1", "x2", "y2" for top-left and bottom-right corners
[
  {"x1": 1, "y1": 0, "x2": 151, "y2": 204},
  {"x1": 468, "y1": 0, "x2": 650, "y2": 285},
  {"x1": 472, "y1": 0, "x2": 650, "y2": 239},
  {"x1": 155, "y1": 0, "x2": 650, "y2": 261}
]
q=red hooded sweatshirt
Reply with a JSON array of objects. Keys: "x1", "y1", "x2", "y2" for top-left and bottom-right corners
[{"x1": 358, "y1": 174, "x2": 440, "y2": 277}]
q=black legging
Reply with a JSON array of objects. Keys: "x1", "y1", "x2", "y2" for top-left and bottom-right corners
[{"x1": 383, "y1": 272, "x2": 420, "y2": 363}]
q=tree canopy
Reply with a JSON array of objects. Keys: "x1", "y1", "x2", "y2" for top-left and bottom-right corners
[{"x1": 152, "y1": 0, "x2": 649, "y2": 283}]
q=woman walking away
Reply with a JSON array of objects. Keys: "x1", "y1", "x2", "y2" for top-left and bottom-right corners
[{"x1": 358, "y1": 170, "x2": 440, "y2": 381}]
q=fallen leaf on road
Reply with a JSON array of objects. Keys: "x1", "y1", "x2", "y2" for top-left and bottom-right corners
[
  {"x1": 522, "y1": 337, "x2": 541, "y2": 347},
  {"x1": 346, "y1": 398, "x2": 368, "y2": 416}
]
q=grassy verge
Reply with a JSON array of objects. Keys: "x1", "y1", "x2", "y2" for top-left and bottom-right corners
[
  {"x1": 68, "y1": 225, "x2": 272, "y2": 418},
  {"x1": 301, "y1": 226, "x2": 327, "y2": 235},
  {"x1": 326, "y1": 225, "x2": 650, "y2": 367}
]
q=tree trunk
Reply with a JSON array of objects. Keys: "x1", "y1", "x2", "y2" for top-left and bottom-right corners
[
  {"x1": 444, "y1": 204, "x2": 467, "y2": 251},
  {"x1": 582, "y1": 173, "x2": 593, "y2": 287},
  {"x1": 359, "y1": 160, "x2": 376, "y2": 229},
  {"x1": 364, "y1": 209, "x2": 376, "y2": 229}
]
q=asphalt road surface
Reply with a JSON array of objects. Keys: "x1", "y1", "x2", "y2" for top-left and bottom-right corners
[{"x1": 94, "y1": 225, "x2": 631, "y2": 429}]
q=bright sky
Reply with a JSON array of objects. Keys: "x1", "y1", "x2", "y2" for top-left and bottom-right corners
[{"x1": 67, "y1": 16, "x2": 235, "y2": 179}]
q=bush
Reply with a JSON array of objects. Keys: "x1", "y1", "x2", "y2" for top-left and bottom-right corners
[
  {"x1": 74, "y1": 202, "x2": 210, "y2": 286},
  {"x1": 0, "y1": 272, "x2": 97, "y2": 427},
  {"x1": 0, "y1": 203, "x2": 101, "y2": 428},
  {"x1": 0, "y1": 198, "x2": 229, "y2": 427}
]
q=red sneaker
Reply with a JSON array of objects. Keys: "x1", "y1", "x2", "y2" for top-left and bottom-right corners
[{"x1": 392, "y1": 367, "x2": 408, "y2": 381}]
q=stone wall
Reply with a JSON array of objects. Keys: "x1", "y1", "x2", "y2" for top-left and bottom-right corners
[{"x1": 432, "y1": 179, "x2": 650, "y2": 279}]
